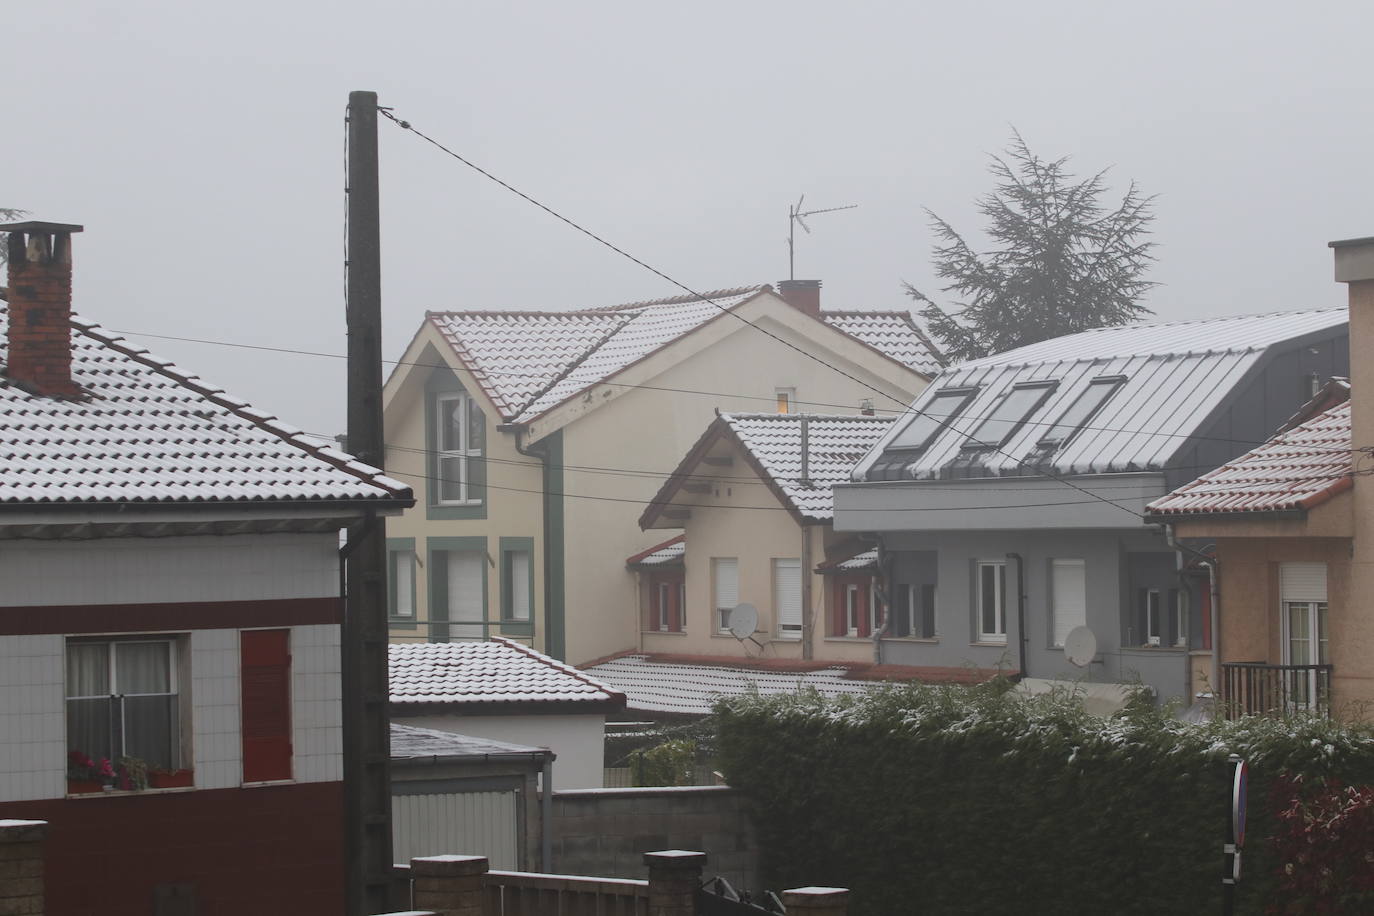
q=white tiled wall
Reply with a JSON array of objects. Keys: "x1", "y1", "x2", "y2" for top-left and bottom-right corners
[
  {"x1": 0, "y1": 532, "x2": 340, "y2": 607},
  {"x1": 0, "y1": 624, "x2": 344, "y2": 801},
  {"x1": 291, "y1": 624, "x2": 343, "y2": 784},
  {"x1": 0, "y1": 635, "x2": 67, "y2": 801},
  {"x1": 191, "y1": 629, "x2": 243, "y2": 790}
]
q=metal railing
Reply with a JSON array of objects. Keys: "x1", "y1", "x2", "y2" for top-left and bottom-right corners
[
  {"x1": 1221, "y1": 662, "x2": 1334, "y2": 717},
  {"x1": 481, "y1": 870, "x2": 649, "y2": 915}
]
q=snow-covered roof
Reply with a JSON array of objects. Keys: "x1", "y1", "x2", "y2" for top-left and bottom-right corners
[
  {"x1": 626, "y1": 534, "x2": 685, "y2": 567},
  {"x1": 818, "y1": 548, "x2": 878, "y2": 572},
  {"x1": 1147, "y1": 400, "x2": 1352, "y2": 517},
  {"x1": 0, "y1": 306, "x2": 411, "y2": 509},
  {"x1": 425, "y1": 287, "x2": 942, "y2": 423},
  {"x1": 579, "y1": 654, "x2": 876, "y2": 715},
  {"x1": 389, "y1": 638, "x2": 625, "y2": 710},
  {"x1": 854, "y1": 307, "x2": 1348, "y2": 483},
  {"x1": 641, "y1": 413, "x2": 894, "y2": 527},
  {"x1": 390, "y1": 723, "x2": 551, "y2": 761}
]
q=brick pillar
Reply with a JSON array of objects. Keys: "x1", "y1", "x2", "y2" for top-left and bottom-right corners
[
  {"x1": 3, "y1": 223, "x2": 83, "y2": 398},
  {"x1": 782, "y1": 886, "x2": 850, "y2": 916},
  {"x1": 643, "y1": 850, "x2": 705, "y2": 916},
  {"x1": 410, "y1": 855, "x2": 488, "y2": 916},
  {"x1": 0, "y1": 819, "x2": 48, "y2": 916}
]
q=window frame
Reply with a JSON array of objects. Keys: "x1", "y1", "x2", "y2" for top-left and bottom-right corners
[
  {"x1": 1144, "y1": 588, "x2": 1162, "y2": 646},
  {"x1": 775, "y1": 387, "x2": 796, "y2": 414},
  {"x1": 963, "y1": 381, "x2": 1058, "y2": 450},
  {"x1": 499, "y1": 537, "x2": 535, "y2": 635},
  {"x1": 773, "y1": 557, "x2": 803, "y2": 640},
  {"x1": 647, "y1": 571, "x2": 685, "y2": 634},
  {"x1": 387, "y1": 538, "x2": 418, "y2": 628},
  {"x1": 435, "y1": 391, "x2": 483, "y2": 506},
  {"x1": 425, "y1": 368, "x2": 487, "y2": 521},
  {"x1": 428, "y1": 536, "x2": 489, "y2": 643},
  {"x1": 1037, "y1": 376, "x2": 1126, "y2": 449},
  {"x1": 975, "y1": 560, "x2": 1008, "y2": 644},
  {"x1": 887, "y1": 387, "x2": 980, "y2": 452},
  {"x1": 712, "y1": 557, "x2": 739, "y2": 635}
]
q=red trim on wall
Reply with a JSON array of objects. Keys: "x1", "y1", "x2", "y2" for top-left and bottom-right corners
[
  {"x1": 0, "y1": 781, "x2": 344, "y2": 916},
  {"x1": 0, "y1": 596, "x2": 341, "y2": 635}
]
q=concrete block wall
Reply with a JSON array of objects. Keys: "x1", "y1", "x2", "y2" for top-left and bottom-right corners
[{"x1": 551, "y1": 786, "x2": 759, "y2": 891}]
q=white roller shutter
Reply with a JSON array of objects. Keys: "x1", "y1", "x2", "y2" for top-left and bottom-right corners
[
  {"x1": 1051, "y1": 559, "x2": 1087, "y2": 647},
  {"x1": 1280, "y1": 563, "x2": 1327, "y2": 602},
  {"x1": 448, "y1": 551, "x2": 485, "y2": 639},
  {"x1": 774, "y1": 558, "x2": 802, "y2": 638},
  {"x1": 714, "y1": 558, "x2": 739, "y2": 608}
]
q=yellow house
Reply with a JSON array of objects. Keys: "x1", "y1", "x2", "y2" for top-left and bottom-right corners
[{"x1": 381, "y1": 281, "x2": 939, "y2": 663}]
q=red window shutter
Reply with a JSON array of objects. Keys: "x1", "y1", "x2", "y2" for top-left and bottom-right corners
[
  {"x1": 670, "y1": 575, "x2": 683, "y2": 632},
  {"x1": 832, "y1": 581, "x2": 843, "y2": 636},
  {"x1": 857, "y1": 583, "x2": 871, "y2": 638},
  {"x1": 241, "y1": 629, "x2": 292, "y2": 783}
]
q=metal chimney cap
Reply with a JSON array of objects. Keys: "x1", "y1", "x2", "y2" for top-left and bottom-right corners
[{"x1": 0, "y1": 221, "x2": 84, "y2": 234}]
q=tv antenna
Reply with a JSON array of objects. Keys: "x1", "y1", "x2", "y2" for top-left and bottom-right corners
[{"x1": 787, "y1": 194, "x2": 858, "y2": 280}]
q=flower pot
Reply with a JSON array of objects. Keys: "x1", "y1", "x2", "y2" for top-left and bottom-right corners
[
  {"x1": 149, "y1": 769, "x2": 194, "y2": 789},
  {"x1": 67, "y1": 779, "x2": 106, "y2": 794}
]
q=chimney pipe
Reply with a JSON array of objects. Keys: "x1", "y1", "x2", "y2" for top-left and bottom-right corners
[
  {"x1": 777, "y1": 279, "x2": 821, "y2": 319},
  {"x1": 2, "y1": 221, "x2": 84, "y2": 397}
]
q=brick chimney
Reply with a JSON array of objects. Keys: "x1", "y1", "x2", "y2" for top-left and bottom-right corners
[
  {"x1": 2, "y1": 221, "x2": 83, "y2": 397},
  {"x1": 777, "y1": 279, "x2": 821, "y2": 318}
]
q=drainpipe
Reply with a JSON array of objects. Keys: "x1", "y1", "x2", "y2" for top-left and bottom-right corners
[
  {"x1": 1006, "y1": 552, "x2": 1027, "y2": 679},
  {"x1": 540, "y1": 755, "x2": 554, "y2": 872},
  {"x1": 338, "y1": 511, "x2": 378, "y2": 621},
  {"x1": 801, "y1": 525, "x2": 814, "y2": 660},
  {"x1": 1164, "y1": 524, "x2": 1219, "y2": 699},
  {"x1": 868, "y1": 535, "x2": 890, "y2": 665},
  {"x1": 508, "y1": 425, "x2": 550, "y2": 651}
]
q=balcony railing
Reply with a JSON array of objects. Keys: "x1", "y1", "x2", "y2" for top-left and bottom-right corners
[{"x1": 1221, "y1": 662, "x2": 1333, "y2": 718}]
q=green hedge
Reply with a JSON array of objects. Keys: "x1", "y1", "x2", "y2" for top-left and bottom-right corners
[{"x1": 713, "y1": 681, "x2": 1374, "y2": 915}]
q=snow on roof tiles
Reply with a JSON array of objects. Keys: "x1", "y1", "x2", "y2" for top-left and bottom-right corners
[
  {"x1": 389, "y1": 638, "x2": 625, "y2": 708},
  {"x1": 1147, "y1": 401, "x2": 1352, "y2": 517},
  {"x1": 626, "y1": 535, "x2": 685, "y2": 567},
  {"x1": 580, "y1": 654, "x2": 875, "y2": 715},
  {"x1": 856, "y1": 307, "x2": 1348, "y2": 482},
  {"x1": 0, "y1": 308, "x2": 410, "y2": 507},
  {"x1": 390, "y1": 723, "x2": 549, "y2": 760},
  {"x1": 722, "y1": 414, "x2": 894, "y2": 520},
  {"x1": 426, "y1": 287, "x2": 942, "y2": 423},
  {"x1": 819, "y1": 548, "x2": 878, "y2": 571}
]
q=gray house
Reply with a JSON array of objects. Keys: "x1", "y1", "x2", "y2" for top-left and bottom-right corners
[{"x1": 833, "y1": 308, "x2": 1348, "y2": 704}]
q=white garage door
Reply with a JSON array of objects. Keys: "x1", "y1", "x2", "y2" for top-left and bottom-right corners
[{"x1": 391, "y1": 790, "x2": 519, "y2": 869}]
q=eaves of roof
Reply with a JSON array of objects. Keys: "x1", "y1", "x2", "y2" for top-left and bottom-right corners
[{"x1": 625, "y1": 533, "x2": 686, "y2": 567}]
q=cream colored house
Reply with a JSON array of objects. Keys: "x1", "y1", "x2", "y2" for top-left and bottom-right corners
[
  {"x1": 633, "y1": 413, "x2": 895, "y2": 664},
  {"x1": 381, "y1": 281, "x2": 939, "y2": 663}
]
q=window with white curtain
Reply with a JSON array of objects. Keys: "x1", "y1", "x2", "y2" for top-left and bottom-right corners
[{"x1": 66, "y1": 638, "x2": 181, "y2": 776}]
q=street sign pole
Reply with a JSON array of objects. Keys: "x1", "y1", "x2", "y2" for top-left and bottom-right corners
[{"x1": 1223, "y1": 754, "x2": 1247, "y2": 916}]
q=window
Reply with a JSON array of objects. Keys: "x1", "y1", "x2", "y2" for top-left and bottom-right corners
[
  {"x1": 67, "y1": 638, "x2": 182, "y2": 781},
  {"x1": 1281, "y1": 563, "x2": 1329, "y2": 709},
  {"x1": 388, "y1": 540, "x2": 416, "y2": 621},
  {"x1": 713, "y1": 558, "x2": 739, "y2": 633},
  {"x1": 1175, "y1": 590, "x2": 1189, "y2": 648},
  {"x1": 430, "y1": 540, "x2": 487, "y2": 641},
  {"x1": 976, "y1": 561, "x2": 1007, "y2": 643},
  {"x1": 434, "y1": 390, "x2": 485, "y2": 506},
  {"x1": 1050, "y1": 559, "x2": 1086, "y2": 647},
  {"x1": 241, "y1": 629, "x2": 291, "y2": 784},
  {"x1": 964, "y1": 382, "x2": 1057, "y2": 449},
  {"x1": 888, "y1": 387, "x2": 979, "y2": 451},
  {"x1": 656, "y1": 583, "x2": 671, "y2": 631},
  {"x1": 649, "y1": 572, "x2": 684, "y2": 633},
  {"x1": 775, "y1": 388, "x2": 795, "y2": 414},
  {"x1": 830, "y1": 576, "x2": 872, "y2": 637},
  {"x1": 1039, "y1": 377, "x2": 1125, "y2": 448},
  {"x1": 500, "y1": 539, "x2": 533, "y2": 625},
  {"x1": 845, "y1": 585, "x2": 861, "y2": 636},
  {"x1": 773, "y1": 558, "x2": 802, "y2": 639},
  {"x1": 1143, "y1": 589, "x2": 1162, "y2": 646}
]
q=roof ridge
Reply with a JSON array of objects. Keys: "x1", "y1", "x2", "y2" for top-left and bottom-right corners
[
  {"x1": 573, "y1": 285, "x2": 768, "y2": 313},
  {"x1": 721, "y1": 412, "x2": 894, "y2": 422},
  {"x1": 490, "y1": 636, "x2": 626, "y2": 700},
  {"x1": 425, "y1": 309, "x2": 629, "y2": 320},
  {"x1": 68, "y1": 316, "x2": 411, "y2": 502}
]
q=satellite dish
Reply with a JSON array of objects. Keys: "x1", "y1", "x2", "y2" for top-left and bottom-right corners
[
  {"x1": 727, "y1": 603, "x2": 759, "y2": 640},
  {"x1": 1064, "y1": 626, "x2": 1098, "y2": 668}
]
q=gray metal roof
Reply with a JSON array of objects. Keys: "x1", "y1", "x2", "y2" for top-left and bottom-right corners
[
  {"x1": 853, "y1": 307, "x2": 1347, "y2": 482},
  {"x1": 390, "y1": 724, "x2": 551, "y2": 761}
]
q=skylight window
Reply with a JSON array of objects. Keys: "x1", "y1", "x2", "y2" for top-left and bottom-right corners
[
  {"x1": 1038, "y1": 376, "x2": 1126, "y2": 448},
  {"x1": 963, "y1": 382, "x2": 1057, "y2": 449},
  {"x1": 888, "y1": 387, "x2": 979, "y2": 451}
]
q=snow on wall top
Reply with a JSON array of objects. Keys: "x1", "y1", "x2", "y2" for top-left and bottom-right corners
[
  {"x1": 1147, "y1": 401, "x2": 1352, "y2": 516},
  {"x1": 0, "y1": 306, "x2": 410, "y2": 507},
  {"x1": 389, "y1": 638, "x2": 625, "y2": 707},
  {"x1": 855, "y1": 307, "x2": 1348, "y2": 482}
]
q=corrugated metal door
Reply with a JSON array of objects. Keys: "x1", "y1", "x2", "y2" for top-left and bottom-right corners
[{"x1": 391, "y1": 790, "x2": 519, "y2": 869}]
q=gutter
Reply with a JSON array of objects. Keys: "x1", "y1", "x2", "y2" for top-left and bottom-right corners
[{"x1": 1006, "y1": 552, "x2": 1027, "y2": 679}]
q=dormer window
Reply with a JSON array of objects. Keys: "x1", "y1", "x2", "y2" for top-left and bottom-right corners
[
  {"x1": 963, "y1": 381, "x2": 1057, "y2": 449},
  {"x1": 888, "y1": 387, "x2": 979, "y2": 452},
  {"x1": 1038, "y1": 376, "x2": 1126, "y2": 449}
]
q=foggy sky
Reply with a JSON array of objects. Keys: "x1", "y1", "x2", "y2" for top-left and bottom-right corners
[{"x1": 9, "y1": 1, "x2": 1373, "y2": 439}]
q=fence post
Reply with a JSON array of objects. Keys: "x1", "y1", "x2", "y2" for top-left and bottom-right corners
[
  {"x1": 643, "y1": 850, "x2": 705, "y2": 916},
  {"x1": 410, "y1": 855, "x2": 488, "y2": 916},
  {"x1": 782, "y1": 886, "x2": 850, "y2": 916},
  {"x1": 0, "y1": 819, "x2": 47, "y2": 916}
]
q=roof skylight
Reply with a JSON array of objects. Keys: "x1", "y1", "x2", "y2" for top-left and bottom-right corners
[
  {"x1": 889, "y1": 387, "x2": 979, "y2": 451},
  {"x1": 962, "y1": 381, "x2": 1057, "y2": 449},
  {"x1": 1038, "y1": 376, "x2": 1126, "y2": 448}
]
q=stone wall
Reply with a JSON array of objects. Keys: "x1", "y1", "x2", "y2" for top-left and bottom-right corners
[{"x1": 551, "y1": 786, "x2": 759, "y2": 891}]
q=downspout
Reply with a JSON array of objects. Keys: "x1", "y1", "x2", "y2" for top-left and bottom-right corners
[
  {"x1": 1006, "y1": 552, "x2": 1027, "y2": 679},
  {"x1": 540, "y1": 755, "x2": 554, "y2": 872},
  {"x1": 338, "y1": 510, "x2": 379, "y2": 619},
  {"x1": 509, "y1": 425, "x2": 551, "y2": 652},
  {"x1": 1164, "y1": 524, "x2": 1219, "y2": 699},
  {"x1": 801, "y1": 525, "x2": 814, "y2": 660},
  {"x1": 868, "y1": 534, "x2": 890, "y2": 665}
]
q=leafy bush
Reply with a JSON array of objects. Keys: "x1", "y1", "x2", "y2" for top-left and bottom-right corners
[
  {"x1": 713, "y1": 681, "x2": 1374, "y2": 915},
  {"x1": 629, "y1": 738, "x2": 697, "y2": 787},
  {"x1": 1270, "y1": 775, "x2": 1374, "y2": 913}
]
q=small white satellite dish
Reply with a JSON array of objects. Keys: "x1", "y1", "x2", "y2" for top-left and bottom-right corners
[
  {"x1": 1064, "y1": 626, "x2": 1098, "y2": 668},
  {"x1": 727, "y1": 603, "x2": 759, "y2": 640}
]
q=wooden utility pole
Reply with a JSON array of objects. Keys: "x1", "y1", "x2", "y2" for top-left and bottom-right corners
[{"x1": 344, "y1": 89, "x2": 393, "y2": 915}]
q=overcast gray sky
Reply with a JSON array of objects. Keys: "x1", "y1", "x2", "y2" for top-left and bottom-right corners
[{"x1": 9, "y1": 1, "x2": 1373, "y2": 436}]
